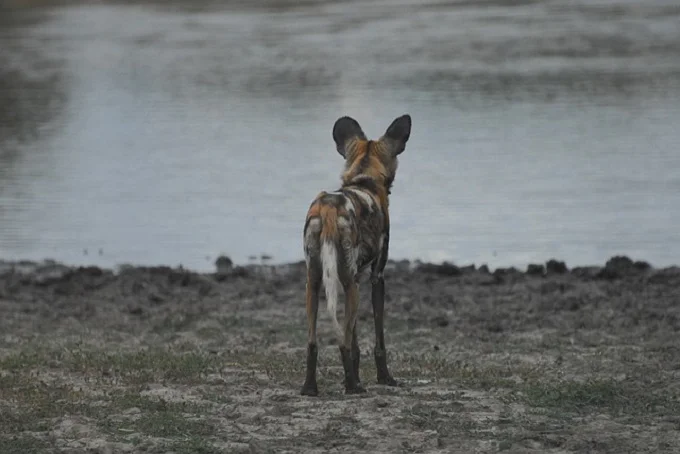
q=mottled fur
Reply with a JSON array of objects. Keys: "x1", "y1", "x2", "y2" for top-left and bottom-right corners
[{"x1": 301, "y1": 114, "x2": 412, "y2": 396}]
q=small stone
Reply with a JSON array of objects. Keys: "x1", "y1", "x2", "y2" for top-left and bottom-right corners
[
  {"x1": 394, "y1": 259, "x2": 411, "y2": 272},
  {"x1": 82, "y1": 266, "x2": 103, "y2": 276},
  {"x1": 215, "y1": 255, "x2": 233, "y2": 273},
  {"x1": 148, "y1": 293, "x2": 164, "y2": 304},
  {"x1": 417, "y1": 261, "x2": 461, "y2": 276},
  {"x1": 571, "y1": 266, "x2": 601, "y2": 279},
  {"x1": 231, "y1": 266, "x2": 249, "y2": 278},
  {"x1": 433, "y1": 315, "x2": 449, "y2": 327},
  {"x1": 546, "y1": 259, "x2": 568, "y2": 274},
  {"x1": 493, "y1": 267, "x2": 520, "y2": 278},
  {"x1": 526, "y1": 263, "x2": 545, "y2": 276},
  {"x1": 122, "y1": 407, "x2": 141, "y2": 416},
  {"x1": 460, "y1": 264, "x2": 476, "y2": 274},
  {"x1": 633, "y1": 260, "x2": 651, "y2": 271},
  {"x1": 598, "y1": 255, "x2": 637, "y2": 279},
  {"x1": 486, "y1": 321, "x2": 503, "y2": 333}
]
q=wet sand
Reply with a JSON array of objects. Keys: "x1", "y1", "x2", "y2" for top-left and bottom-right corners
[{"x1": 1, "y1": 256, "x2": 679, "y2": 453}]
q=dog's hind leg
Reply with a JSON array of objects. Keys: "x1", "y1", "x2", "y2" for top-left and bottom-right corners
[
  {"x1": 300, "y1": 264, "x2": 322, "y2": 396},
  {"x1": 371, "y1": 235, "x2": 397, "y2": 387},
  {"x1": 340, "y1": 280, "x2": 366, "y2": 394}
]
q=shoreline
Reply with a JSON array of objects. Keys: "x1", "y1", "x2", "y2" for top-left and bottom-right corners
[
  {"x1": 1, "y1": 253, "x2": 676, "y2": 282},
  {"x1": 0, "y1": 255, "x2": 680, "y2": 292}
]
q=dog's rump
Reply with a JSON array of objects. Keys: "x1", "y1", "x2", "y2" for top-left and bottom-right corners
[{"x1": 303, "y1": 186, "x2": 386, "y2": 275}]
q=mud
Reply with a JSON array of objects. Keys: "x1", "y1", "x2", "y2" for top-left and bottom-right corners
[{"x1": 1, "y1": 256, "x2": 680, "y2": 453}]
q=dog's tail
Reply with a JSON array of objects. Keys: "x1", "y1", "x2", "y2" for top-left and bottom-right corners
[{"x1": 319, "y1": 206, "x2": 344, "y2": 340}]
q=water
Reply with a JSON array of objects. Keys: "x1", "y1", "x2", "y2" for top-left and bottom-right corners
[{"x1": 1, "y1": 0, "x2": 679, "y2": 272}]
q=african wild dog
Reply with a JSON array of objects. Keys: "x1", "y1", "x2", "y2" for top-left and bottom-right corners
[{"x1": 300, "y1": 114, "x2": 412, "y2": 396}]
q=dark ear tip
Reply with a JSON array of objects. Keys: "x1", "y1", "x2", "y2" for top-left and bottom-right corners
[
  {"x1": 333, "y1": 116, "x2": 358, "y2": 135},
  {"x1": 332, "y1": 116, "x2": 364, "y2": 147},
  {"x1": 394, "y1": 114, "x2": 412, "y2": 128},
  {"x1": 386, "y1": 114, "x2": 412, "y2": 141},
  {"x1": 333, "y1": 116, "x2": 358, "y2": 128},
  {"x1": 400, "y1": 115, "x2": 412, "y2": 130}
]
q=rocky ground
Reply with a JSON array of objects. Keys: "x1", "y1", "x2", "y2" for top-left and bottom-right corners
[{"x1": 1, "y1": 255, "x2": 679, "y2": 453}]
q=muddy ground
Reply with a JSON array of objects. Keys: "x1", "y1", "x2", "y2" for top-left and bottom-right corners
[{"x1": 1, "y1": 256, "x2": 679, "y2": 453}]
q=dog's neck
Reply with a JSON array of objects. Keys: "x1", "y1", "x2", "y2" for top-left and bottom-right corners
[{"x1": 340, "y1": 139, "x2": 394, "y2": 199}]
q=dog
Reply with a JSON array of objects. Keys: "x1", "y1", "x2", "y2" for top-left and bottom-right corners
[{"x1": 300, "y1": 114, "x2": 412, "y2": 395}]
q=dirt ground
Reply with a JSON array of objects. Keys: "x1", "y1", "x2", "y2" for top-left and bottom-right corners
[{"x1": 1, "y1": 256, "x2": 679, "y2": 453}]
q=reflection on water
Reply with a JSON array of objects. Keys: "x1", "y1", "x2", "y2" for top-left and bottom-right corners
[
  {"x1": 1, "y1": 0, "x2": 679, "y2": 272},
  {"x1": 0, "y1": 9, "x2": 69, "y2": 253}
]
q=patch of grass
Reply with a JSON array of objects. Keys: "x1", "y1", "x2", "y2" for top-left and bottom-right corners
[
  {"x1": 68, "y1": 349, "x2": 221, "y2": 384},
  {"x1": 0, "y1": 350, "x2": 47, "y2": 370},
  {"x1": 0, "y1": 372, "x2": 23, "y2": 390},
  {"x1": 389, "y1": 352, "x2": 541, "y2": 389},
  {"x1": 196, "y1": 386, "x2": 235, "y2": 405},
  {"x1": 314, "y1": 416, "x2": 369, "y2": 450},
  {"x1": 266, "y1": 403, "x2": 296, "y2": 418},
  {"x1": 109, "y1": 391, "x2": 206, "y2": 414},
  {"x1": 222, "y1": 347, "x2": 545, "y2": 393},
  {"x1": 511, "y1": 378, "x2": 680, "y2": 419},
  {"x1": 398, "y1": 402, "x2": 486, "y2": 438},
  {"x1": 0, "y1": 411, "x2": 52, "y2": 433},
  {"x1": 415, "y1": 391, "x2": 468, "y2": 403},
  {"x1": 0, "y1": 383, "x2": 101, "y2": 432},
  {"x1": 217, "y1": 315, "x2": 267, "y2": 330},
  {"x1": 195, "y1": 326, "x2": 224, "y2": 340},
  {"x1": 135, "y1": 412, "x2": 216, "y2": 438},
  {"x1": 0, "y1": 346, "x2": 222, "y2": 385},
  {"x1": 225, "y1": 349, "x2": 306, "y2": 384},
  {"x1": 95, "y1": 391, "x2": 214, "y2": 438},
  {"x1": 498, "y1": 439, "x2": 513, "y2": 451},
  {"x1": 151, "y1": 437, "x2": 224, "y2": 454},
  {"x1": 152, "y1": 312, "x2": 203, "y2": 334},
  {"x1": 0, "y1": 435, "x2": 51, "y2": 454},
  {"x1": 1, "y1": 368, "x2": 213, "y2": 437},
  {"x1": 520, "y1": 379, "x2": 624, "y2": 411}
]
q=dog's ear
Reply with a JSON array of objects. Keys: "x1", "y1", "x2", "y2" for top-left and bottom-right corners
[
  {"x1": 383, "y1": 114, "x2": 411, "y2": 156},
  {"x1": 332, "y1": 116, "x2": 366, "y2": 158}
]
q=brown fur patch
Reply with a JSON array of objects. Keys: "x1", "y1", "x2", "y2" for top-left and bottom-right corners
[
  {"x1": 306, "y1": 201, "x2": 321, "y2": 219},
  {"x1": 319, "y1": 204, "x2": 338, "y2": 242},
  {"x1": 341, "y1": 140, "x2": 391, "y2": 187},
  {"x1": 340, "y1": 140, "x2": 392, "y2": 217}
]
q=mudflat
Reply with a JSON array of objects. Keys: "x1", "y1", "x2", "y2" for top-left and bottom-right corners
[{"x1": 1, "y1": 256, "x2": 679, "y2": 453}]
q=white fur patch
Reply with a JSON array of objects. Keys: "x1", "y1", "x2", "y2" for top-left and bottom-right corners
[
  {"x1": 349, "y1": 247, "x2": 359, "y2": 276},
  {"x1": 321, "y1": 241, "x2": 343, "y2": 340},
  {"x1": 306, "y1": 217, "x2": 321, "y2": 231},
  {"x1": 304, "y1": 218, "x2": 321, "y2": 245},
  {"x1": 304, "y1": 218, "x2": 321, "y2": 267},
  {"x1": 344, "y1": 197, "x2": 355, "y2": 214},
  {"x1": 344, "y1": 188, "x2": 376, "y2": 211}
]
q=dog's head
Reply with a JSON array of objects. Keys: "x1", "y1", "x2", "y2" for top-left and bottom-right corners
[{"x1": 332, "y1": 114, "x2": 412, "y2": 193}]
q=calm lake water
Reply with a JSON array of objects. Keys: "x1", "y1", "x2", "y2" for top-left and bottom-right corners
[{"x1": 1, "y1": 0, "x2": 679, "y2": 272}]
